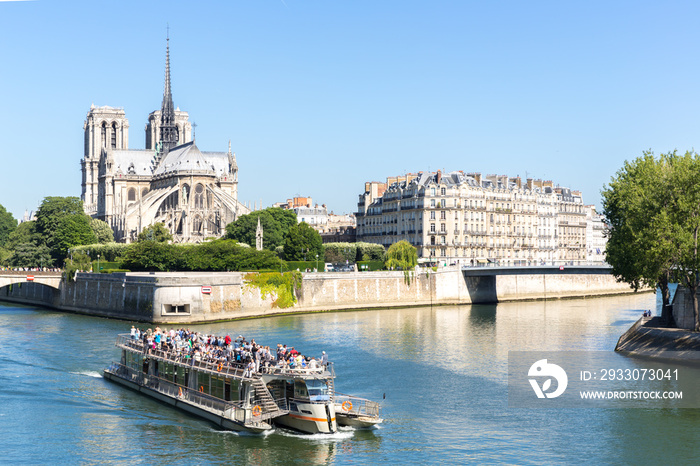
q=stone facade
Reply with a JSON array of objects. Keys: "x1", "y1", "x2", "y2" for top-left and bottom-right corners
[
  {"x1": 356, "y1": 171, "x2": 598, "y2": 266},
  {"x1": 80, "y1": 37, "x2": 249, "y2": 243}
]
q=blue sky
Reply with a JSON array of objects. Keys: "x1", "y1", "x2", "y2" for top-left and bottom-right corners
[{"x1": 1, "y1": 0, "x2": 699, "y2": 221}]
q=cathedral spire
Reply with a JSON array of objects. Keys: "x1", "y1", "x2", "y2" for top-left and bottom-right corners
[{"x1": 159, "y1": 30, "x2": 178, "y2": 154}]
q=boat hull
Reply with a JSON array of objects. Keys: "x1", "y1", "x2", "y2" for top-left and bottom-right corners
[
  {"x1": 273, "y1": 401, "x2": 337, "y2": 434},
  {"x1": 103, "y1": 369, "x2": 271, "y2": 434}
]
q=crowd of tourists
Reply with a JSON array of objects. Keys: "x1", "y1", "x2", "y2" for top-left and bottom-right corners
[
  {"x1": 0, "y1": 266, "x2": 62, "y2": 273},
  {"x1": 129, "y1": 326, "x2": 328, "y2": 377}
]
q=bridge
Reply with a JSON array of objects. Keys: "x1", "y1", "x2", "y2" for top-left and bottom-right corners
[{"x1": 0, "y1": 271, "x2": 63, "y2": 290}]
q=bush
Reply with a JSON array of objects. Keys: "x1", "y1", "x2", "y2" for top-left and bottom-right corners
[
  {"x1": 243, "y1": 271, "x2": 302, "y2": 308},
  {"x1": 72, "y1": 243, "x2": 130, "y2": 262}
]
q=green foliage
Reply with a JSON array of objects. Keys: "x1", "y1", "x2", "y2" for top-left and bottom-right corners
[
  {"x1": 356, "y1": 242, "x2": 386, "y2": 261},
  {"x1": 121, "y1": 241, "x2": 178, "y2": 271},
  {"x1": 603, "y1": 150, "x2": 700, "y2": 329},
  {"x1": 323, "y1": 243, "x2": 357, "y2": 262},
  {"x1": 323, "y1": 242, "x2": 385, "y2": 262},
  {"x1": 90, "y1": 218, "x2": 114, "y2": 243},
  {"x1": 35, "y1": 196, "x2": 84, "y2": 237},
  {"x1": 357, "y1": 260, "x2": 385, "y2": 271},
  {"x1": 8, "y1": 242, "x2": 53, "y2": 268},
  {"x1": 5, "y1": 221, "x2": 41, "y2": 251},
  {"x1": 93, "y1": 261, "x2": 120, "y2": 273},
  {"x1": 72, "y1": 243, "x2": 130, "y2": 262},
  {"x1": 54, "y1": 214, "x2": 98, "y2": 262},
  {"x1": 120, "y1": 239, "x2": 282, "y2": 272},
  {"x1": 225, "y1": 208, "x2": 297, "y2": 251},
  {"x1": 283, "y1": 222, "x2": 323, "y2": 261},
  {"x1": 138, "y1": 223, "x2": 173, "y2": 243},
  {"x1": 0, "y1": 204, "x2": 17, "y2": 247},
  {"x1": 177, "y1": 240, "x2": 282, "y2": 271},
  {"x1": 243, "y1": 271, "x2": 301, "y2": 308},
  {"x1": 62, "y1": 251, "x2": 94, "y2": 281},
  {"x1": 34, "y1": 197, "x2": 95, "y2": 262},
  {"x1": 385, "y1": 240, "x2": 418, "y2": 270},
  {"x1": 0, "y1": 246, "x2": 11, "y2": 266}
]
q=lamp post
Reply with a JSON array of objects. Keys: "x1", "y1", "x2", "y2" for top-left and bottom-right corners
[
  {"x1": 316, "y1": 254, "x2": 319, "y2": 272},
  {"x1": 97, "y1": 254, "x2": 100, "y2": 273}
]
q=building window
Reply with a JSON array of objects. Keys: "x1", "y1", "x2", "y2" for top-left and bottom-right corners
[
  {"x1": 127, "y1": 188, "x2": 136, "y2": 202},
  {"x1": 441, "y1": 187, "x2": 446, "y2": 196},
  {"x1": 440, "y1": 211, "x2": 446, "y2": 220},
  {"x1": 431, "y1": 199, "x2": 436, "y2": 207},
  {"x1": 431, "y1": 187, "x2": 436, "y2": 196},
  {"x1": 194, "y1": 184, "x2": 205, "y2": 208},
  {"x1": 440, "y1": 199, "x2": 446, "y2": 208},
  {"x1": 430, "y1": 211, "x2": 435, "y2": 220},
  {"x1": 111, "y1": 122, "x2": 117, "y2": 148},
  {"x1": 101, "y1": 122, "x2": 107, "y2": 147},
  {"x1": 440, "y1": 223, "x2": 446, "y2": 232},
  {"x1": 430, "y1": 223, "x2": 435, "y2": 232}
]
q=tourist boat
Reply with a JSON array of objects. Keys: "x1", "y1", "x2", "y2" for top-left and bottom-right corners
[{"x1": 103, "y1": 333, "x2": 382, "y2": 434}]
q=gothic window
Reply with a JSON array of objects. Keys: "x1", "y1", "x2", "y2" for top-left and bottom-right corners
[
  {"x1": 111, "y1": 122, "x2": 117, "y2": 148},
  {"x1": 194, "y1": 184, "x2": 205, "y2": 209},
  {"x1": 128, "y1": 188, "x2": 136, "y2": 202},
  {"x1": 101, "y1": 122, "x2": 107, "y2": 147},
  {"x1": 192, "y1": 216, "x2": 202, "y2": 234},
  {"x1": 175, "y1": 125, "x2": 180, "y2": 144}
]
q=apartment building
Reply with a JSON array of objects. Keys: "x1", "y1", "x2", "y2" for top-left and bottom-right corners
[{"x1": 356, "y1": 170, "x2": 593, "y2": 266}]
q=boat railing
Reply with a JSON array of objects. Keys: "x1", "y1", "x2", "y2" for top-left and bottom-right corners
[
  {"x1": 334, "y1": 392, "x2": 381, "y2": 419},
  {"x1": 106, "y1": 362, "x2": 277, "y2": 426},
  {"x1": 114, "y1": 334, "x2": 333, "y2": 381}
]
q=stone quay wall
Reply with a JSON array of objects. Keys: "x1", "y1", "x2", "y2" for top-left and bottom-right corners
[{"x1": 0, "y1": 267, "x2": 638, "y2": 324}]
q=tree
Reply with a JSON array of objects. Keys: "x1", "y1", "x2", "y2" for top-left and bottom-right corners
[
  {"x1": 603, "y1": 150, "x2": 700, "y2": 329},
  {"x1": 34, "y1": 197, "x2": 94, "y2": 261},
  {"x1": 283, "y1": 222, "x2": 323, "y2": 261},
  {"x1": 53, "y1": 214, "x2": 98, "y2": 262},
  {"x1": 9, "y1": 242, "x2": 53, "y2": 268},
  {"x1": 121, "y1": 241, "x2": 177, "y2": 271},
  {"x1": 666, "y1": 152, "x2": 700, "y2": 331},
  {"x1": 35, "y1": 196, "x2": 84, "y2": 239},
  {"x1": 226, "y1": 208, "x2": 297, "y2": 251},
  {"x1": 0, "y1": 204, "x2": 17, "y2": 247},
  {"x1": 4, "y1": 220, "x2": 40, "y2": 251},
  {"x1": 385, "y1": 240, "x2": 418, "y2": 270},
  {"x1": 91, "y1": 218, "x2": 114, "y2": 243},
  {"x1": 138, "y1": 223, "x2": 173, "y2": 243}
]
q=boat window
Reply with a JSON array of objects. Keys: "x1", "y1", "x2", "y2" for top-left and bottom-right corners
[
  {"x1": 294, "y1": 380, "x2": 309, "y2": 399},
  {"x1": 198, "y1": 372, "x2": 210, "y2": 395},
  {"x1": 306, "y1": 379, "x2": 331, "y2": 401},
  {"x1": 211, "y1": 376, "x2": 225, "y2": 400}
]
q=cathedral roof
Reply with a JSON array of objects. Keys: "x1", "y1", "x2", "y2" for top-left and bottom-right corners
[
  {"x1": 153, "y1": 141, "x2": 231, "y2": 177},
  {"x1": 111, "y1": 149, "x2": 157, "y2": 176}
]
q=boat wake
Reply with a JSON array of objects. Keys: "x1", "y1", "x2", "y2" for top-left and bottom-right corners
[
  {"x1": 276, "y1": 428, "x2": 355, "y2": 441},
  {"x1": 70, "y1": 370, "x2": 103, "y2": 378}
]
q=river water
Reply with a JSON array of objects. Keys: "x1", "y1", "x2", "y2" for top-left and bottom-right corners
[{"x1": 2, "y1": 292, "x2": 699, "y2": 464}]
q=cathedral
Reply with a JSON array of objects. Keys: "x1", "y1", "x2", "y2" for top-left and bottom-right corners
[{"x1": 80, "y1": 36, "x2": 249, "y2": 243}]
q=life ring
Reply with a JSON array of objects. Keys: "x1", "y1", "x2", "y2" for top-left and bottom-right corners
[
  {"x1": 200, "y1": 385, "x2": 204, "y2": 393},
  {"x1": 342, "y1": 400, "x2": 353, "y2": 412},
  {"x1": 178, "y1": 387, "x2": 183, "y2": 397},
  {"x1": 217, "y1": 363, "x2": 223, "y2": 372},
  {"x1": 252, "y1": 405, "x2": 262, "y2": 417}
]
